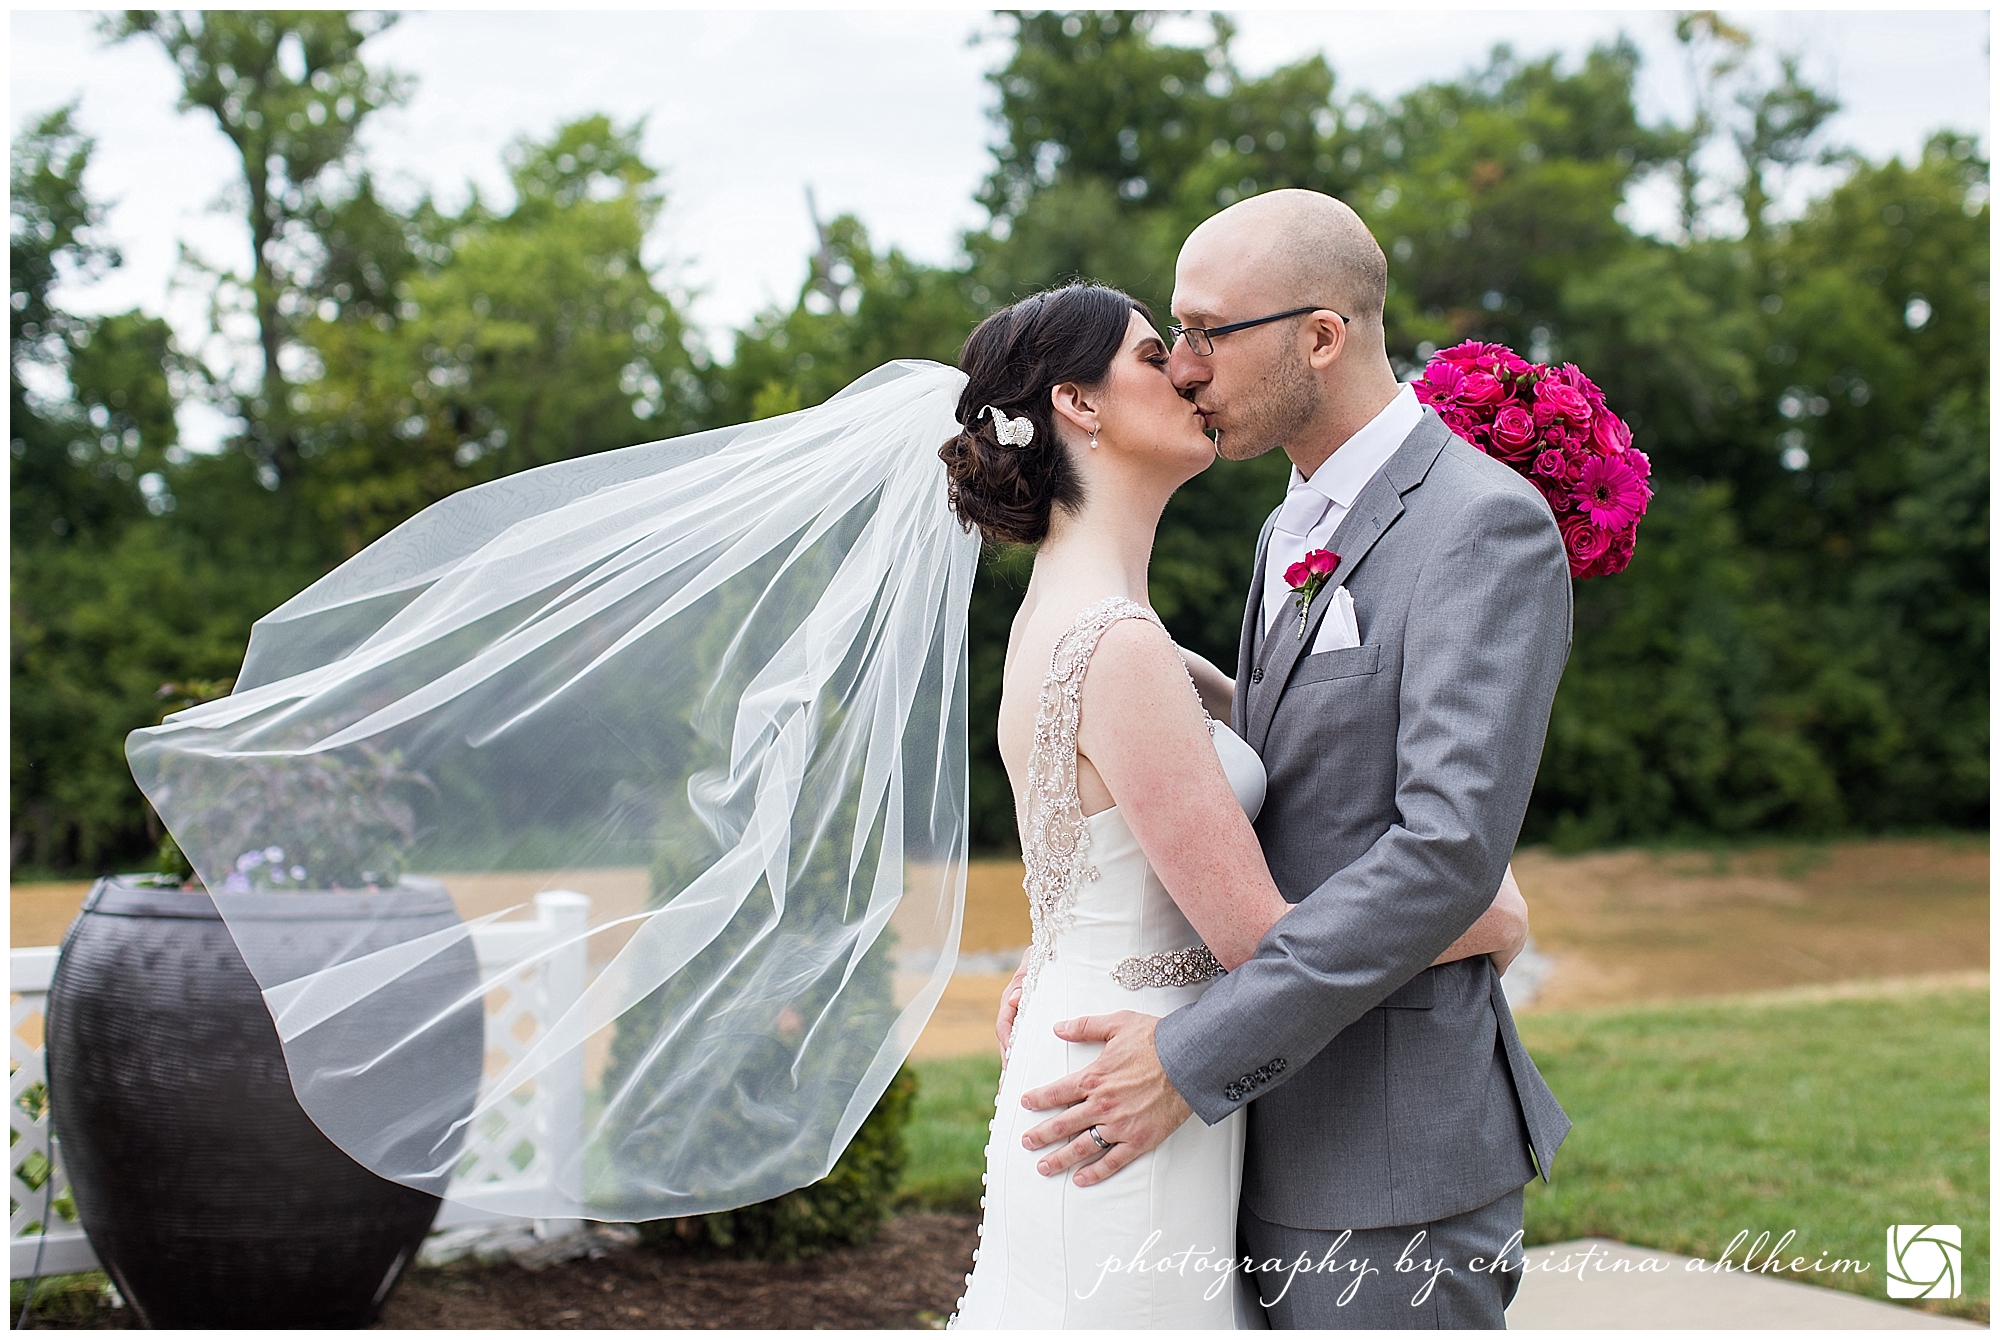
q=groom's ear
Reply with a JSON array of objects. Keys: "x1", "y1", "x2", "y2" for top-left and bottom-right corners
[{"x1": 1305, "y1": 312, "x2": 1348, "y2": 370}]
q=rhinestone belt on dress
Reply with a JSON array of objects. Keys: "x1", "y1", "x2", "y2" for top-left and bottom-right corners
[{"x1": 1111, "y1": 944, "x2": 1225, "y2": 990}]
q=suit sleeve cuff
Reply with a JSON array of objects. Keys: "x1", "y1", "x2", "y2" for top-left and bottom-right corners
[{"x1": 1156, "y1": 1002, "x2": 1247, "y2": 1127}]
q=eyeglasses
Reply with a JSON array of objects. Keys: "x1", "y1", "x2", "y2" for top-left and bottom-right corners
[{"x1": 1168, "y1": 306, "x2": 1350, "y2": 357}]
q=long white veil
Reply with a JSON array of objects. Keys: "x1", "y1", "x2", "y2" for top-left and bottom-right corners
[{"x1": 125, "y1": 359, "x2": 980, "y2": 1221}]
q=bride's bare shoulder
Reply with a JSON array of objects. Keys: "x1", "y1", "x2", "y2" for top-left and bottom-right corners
[{"x1": 1075, "y1": 614, "x2": 1186, "y2": 702}]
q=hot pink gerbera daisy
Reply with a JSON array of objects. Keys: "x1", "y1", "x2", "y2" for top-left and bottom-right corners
[{"x1": 1572, "y1": 453, "x2": 1649, "y2": 531}]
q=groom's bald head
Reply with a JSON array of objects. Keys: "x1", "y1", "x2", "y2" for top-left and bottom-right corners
[
  {"x1": 1170, "y1": 189, "x2": 1402, "y2": 469},
  {"x1": 1179, "y1": 189, "x2": 1388, "y2": 329}
]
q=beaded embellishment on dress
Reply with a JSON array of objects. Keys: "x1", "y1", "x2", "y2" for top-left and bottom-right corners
[
  {"x1": 1111, "y1": 944, "x2": 1225, "y2": 990},
  {"x1": 1017, "y1": 596, "x2": 1213, "y2": 1001}
]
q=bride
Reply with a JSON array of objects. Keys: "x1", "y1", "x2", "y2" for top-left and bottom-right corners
[{"x1": 935, "y1": 284, "x2": 1526, "y2": 1328}]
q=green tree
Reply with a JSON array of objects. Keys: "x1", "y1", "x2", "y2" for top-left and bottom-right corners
[
  {"x1": 10, "y1": 107, "x2": 300, "y2": 873},
  {"x1": 9, "y1": 105, "x2": 180, "y2": 543},
  {"x1": 970, "y1": 11, "x2": 1358, "y2": 317},
  {"x1": 109, "y1": 8, "x2": 409, "y2": 486},
  {"x1": 1350, "y1": 41, "x2": 1685, "y2": 373},
  {"x1": 15, "y1": 12, "x2": 1986, "y2": 872},
  {"x1": 294, "y1": 115, "x2": 705, "y2": 553},
  {"x1": 1745, "y1": 134, "x2": 1987, "y2": 826}
]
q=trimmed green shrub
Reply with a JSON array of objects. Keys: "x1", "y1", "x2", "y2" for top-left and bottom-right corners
[{"x1": 640, "y1": 1063, "x2": 917, "y2": 1262}]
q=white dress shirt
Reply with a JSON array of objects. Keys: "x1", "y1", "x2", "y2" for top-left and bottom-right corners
[{"x1": 1261, "y1": 383, "x2": 1424, "y2": 636}]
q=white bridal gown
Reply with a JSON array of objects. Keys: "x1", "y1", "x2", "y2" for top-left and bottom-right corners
[{"x1": 951, "y1": 597, "x2": 1269, "y2": 1330}]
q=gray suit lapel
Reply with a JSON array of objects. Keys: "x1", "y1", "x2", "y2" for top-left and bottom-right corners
[
  {"x1": 1245, "y1": 410, "x2": 1454, "y2": 754},
  {"x1": 1234, "y1": 512, "x2": 1277, "y2": 740}
]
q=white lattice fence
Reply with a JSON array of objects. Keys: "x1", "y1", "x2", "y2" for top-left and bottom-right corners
[
  {"x1": 9, "y1": 890, "x2": 591, "y2": 1276},
  {"x1": 10, "y1": 946, "x2": 91, "y2": 1276},
  {"x1": 433, "y1": 891, "x2": 589, "y2": 1233}
]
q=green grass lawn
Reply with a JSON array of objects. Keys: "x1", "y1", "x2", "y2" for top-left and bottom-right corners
[
  {"x1": 905, "y1": 985, "x2": 1989, "y2": 1322},
  {"x1": 901, "y1": 1053, "x2": 1004, "y2": 1213},
  {"x1": 1518, "y1": 986, "x2": 1987, "y2": 1321}
]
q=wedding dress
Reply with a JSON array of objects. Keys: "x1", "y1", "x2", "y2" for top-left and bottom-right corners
[{"x1": 951, "y1": 597, "x2": 1268, "y2": 1330}]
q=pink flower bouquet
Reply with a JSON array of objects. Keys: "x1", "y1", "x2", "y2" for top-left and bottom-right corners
[{"x1": 1413, "y1": 341, "x2": 1651, "y2": 578}]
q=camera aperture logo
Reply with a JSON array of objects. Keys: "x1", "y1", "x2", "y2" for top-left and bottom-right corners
[{"x1": 1886, "y1": 1225, "x2": 1960, "y2": 1299}]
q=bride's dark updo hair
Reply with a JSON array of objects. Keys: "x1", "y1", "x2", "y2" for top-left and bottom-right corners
[{"x1": 940, "y1": 282, "x2": 1152, "y2": 546}]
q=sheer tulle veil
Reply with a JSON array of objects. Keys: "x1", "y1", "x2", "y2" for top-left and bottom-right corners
[{"x1": 125, "y1": 359, "x2": 980, "y2": 1220}]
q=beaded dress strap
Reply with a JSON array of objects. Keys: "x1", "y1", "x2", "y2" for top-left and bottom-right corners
[{"x1": 1018, "y1": 597, "x2": 1213, "y2": 999}]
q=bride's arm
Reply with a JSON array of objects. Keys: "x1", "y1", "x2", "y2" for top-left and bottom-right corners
[
  {"x1": 1431, "y1": 864, "x2": 1529, "y2": 974},
  {"x1": 1177, "y1": 646, "x2": 1234, "y2": 721},
  {"x1": 1083, "y1": 622, "x2": 1528, "y2": 977},
  {"x1": 1077, "y1": 621, "x2": 1287, "y2": 970}
]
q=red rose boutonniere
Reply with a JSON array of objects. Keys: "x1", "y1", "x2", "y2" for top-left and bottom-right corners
[{"x1": 1283, "y1": 548, "x2": 1341, "y2": 639}]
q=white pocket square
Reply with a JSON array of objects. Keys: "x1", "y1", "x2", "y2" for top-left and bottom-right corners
[{"x1": 1310, "y1": 586, "x2": 1361, "y2": 654}]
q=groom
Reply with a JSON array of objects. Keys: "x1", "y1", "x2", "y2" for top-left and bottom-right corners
[{"x1": 1016, "y1": 189, "x2": 1573, "y2": 1327}]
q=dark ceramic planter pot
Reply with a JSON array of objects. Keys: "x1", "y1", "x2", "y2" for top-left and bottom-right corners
[{"x1": 45, "y1": 874, "x2": 482, "y2": 1328}]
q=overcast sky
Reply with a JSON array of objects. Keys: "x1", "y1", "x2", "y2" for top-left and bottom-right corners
[{"x1": 10, "y1": 6, "x2": 1990, "y2": 446}]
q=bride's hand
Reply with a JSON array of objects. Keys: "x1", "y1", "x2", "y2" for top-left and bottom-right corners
[
  {"x1": 1431, "y1": 863, "x2": 1529, "y2": 974},
  {"x1": 995, "y1": 949, "x2": 1030, "y2": 1061}
]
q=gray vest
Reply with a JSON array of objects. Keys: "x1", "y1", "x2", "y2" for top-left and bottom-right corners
[{"x1": 1155, "y1": 408, "x2": 1574, "y2": 1231}]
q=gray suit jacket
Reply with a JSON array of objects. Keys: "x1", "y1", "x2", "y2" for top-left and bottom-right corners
[{"x1": 1155, "y1": 407, "x2": 1574, "y2": 1233}]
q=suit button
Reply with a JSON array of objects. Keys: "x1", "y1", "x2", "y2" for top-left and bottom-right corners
[{"x1": 1250, "y1": 668, "x2": 1264, "y2": 683}]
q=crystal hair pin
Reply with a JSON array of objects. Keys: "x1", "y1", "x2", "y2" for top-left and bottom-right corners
[{"x1": 982, "y1": 404, "x2": 1035, "y2": 447}]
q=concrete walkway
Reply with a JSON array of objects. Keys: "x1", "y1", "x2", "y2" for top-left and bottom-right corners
[{"x1": 1509, "y1": 1238, "x2": 1980, "y2": 1329}]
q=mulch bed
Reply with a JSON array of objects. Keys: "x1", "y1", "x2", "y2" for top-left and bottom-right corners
[
  {"x1": 16, "y1": 1213, "x2": 980, "y2": 1331},
  {"x1": 377, "y1": 1213, "x2": 980, "y2": 1330}
]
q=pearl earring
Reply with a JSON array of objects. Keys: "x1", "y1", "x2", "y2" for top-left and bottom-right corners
[{"x1": 1089, "y1": 430, "x2": 1099, "y2": 450}]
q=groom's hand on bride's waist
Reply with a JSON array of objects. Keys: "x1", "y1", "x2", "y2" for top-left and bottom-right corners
[{"x1": 1018, "y1": 1011, "x2": 1193, "y2": 1186}]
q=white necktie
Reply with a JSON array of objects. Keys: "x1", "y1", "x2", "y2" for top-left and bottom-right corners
[{"x1": 1264, "y1": 482, "x2": 1334, "y2": 635}]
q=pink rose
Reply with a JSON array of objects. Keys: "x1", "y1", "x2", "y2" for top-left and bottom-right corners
[
  {"x1": 1284, "y1": 560, "x2": 1312, "y2": 588},
  {"x1": 1438, "y1": 405, "x2": 1485, "y2": 441},
  {"x1": 1303, "y1": 548, "x2": 1340, "y2": 578},
  {"x1": 1531, "y1": 444, "x2": 1586, "y2": 484},
  {"x1": 1560, "y1": 364, "x2": 1611, "y2": 413},
  {"x1": 1590, "y1": 408, "x2": 1632, "y2": 455},
  {"x1": 1596, "y1": 528, "x2": 1636, "y2": 578},
  {"x1": 1488, "y1": 404, "x2": 1538, "y2": 458},
  {"x1": 1557, "y1": 513, "x2": 1613, "y2": 577},
  {"x1": 1460, "y1": 372, "x2": 1507, "y2": 407},
  {"x1": 1534, "y1": 379, "x2": 1592, "y2": 427}
]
